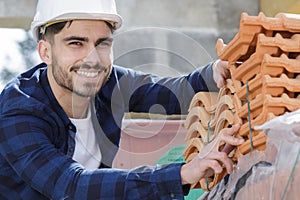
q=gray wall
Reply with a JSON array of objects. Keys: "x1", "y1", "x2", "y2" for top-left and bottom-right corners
[{"x1": 114, "y1": 0, "x2": 259, "y2": 76}]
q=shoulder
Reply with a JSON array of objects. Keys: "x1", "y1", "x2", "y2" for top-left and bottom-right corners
[
  {"x1": 111, "y1": 65, "x2": 141, "y2": 77},
  {"x1": 105, "y1": 65, "x2": 148, "y2": 86},
  {"x1": 110, "y1": 65, "x2": 161, "y2": 82},
  {"x1": 0, "y1": 63, "x2": 52, "y2": 115}
]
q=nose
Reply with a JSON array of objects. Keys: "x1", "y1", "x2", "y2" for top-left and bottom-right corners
[{"x1": 82, "y1": 47, "x2": 101, "y2": 66}]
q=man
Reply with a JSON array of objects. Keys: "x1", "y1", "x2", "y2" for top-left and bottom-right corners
[{"x1": 0, "y1": 0, "x2": 243, "y2": 199}]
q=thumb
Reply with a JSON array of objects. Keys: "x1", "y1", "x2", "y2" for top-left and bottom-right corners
[{"x1": 220, "y1": 124, "x2": 244, "y2": 146}]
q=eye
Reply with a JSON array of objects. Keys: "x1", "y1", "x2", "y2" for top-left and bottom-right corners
[
  {"x1": 68, "y1": 41, "x2": 83, "y2": 47},
  {"x1": 96, "y1": 38, "x2": 113, "y2": 48},
  {"x1": 98, "y1": 41, "x2": 112, "y2": 47}
]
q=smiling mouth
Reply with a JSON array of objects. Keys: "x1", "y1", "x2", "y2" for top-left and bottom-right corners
[
  {"x1": 75, "y1": 68, "x2": 107, "y2": 79},
  {"x1": 76, "y1": 70, "x2": 100, "y2": 78}
]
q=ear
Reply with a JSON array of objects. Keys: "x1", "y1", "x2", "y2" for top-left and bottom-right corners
[{"x1": 38, "y1": 40, "x2": 52, "y2": 64}]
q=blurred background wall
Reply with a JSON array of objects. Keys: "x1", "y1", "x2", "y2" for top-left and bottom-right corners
[{"x1": 1, "y1": 0, "x2": 300, "y2": 77}]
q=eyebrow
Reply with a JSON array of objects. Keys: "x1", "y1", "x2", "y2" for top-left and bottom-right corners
[
  {"x1": 63, "y1": 36, "x2": 88, "y2": 42},
  {"x1": 63, "y1": 36, "x2": 113, "y2": 45}
]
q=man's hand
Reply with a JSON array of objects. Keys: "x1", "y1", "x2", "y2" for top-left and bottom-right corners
[
  {"x1": 180, "y1": 124, "x2": 243, "y2": 185},
  {"x1": 212, "y1": 59, "x2": 230, "y2": 88}
]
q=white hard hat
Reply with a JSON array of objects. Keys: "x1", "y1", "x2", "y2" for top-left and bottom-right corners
[{"x1": 31, "y1": 0, "x2": 123, "y2": 41}]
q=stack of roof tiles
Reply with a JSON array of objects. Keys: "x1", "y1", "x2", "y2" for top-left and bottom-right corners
[
  {"x1": 183, "y1": 12, "x2": 300, "y2": 191},
  {"x1": 183, "y1": 80, "x2": 237, "y2": 190}
]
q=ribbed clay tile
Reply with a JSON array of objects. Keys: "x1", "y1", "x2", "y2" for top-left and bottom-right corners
[
  {"x1": 261, "y1": 54, "x2": 300, "y2": 77},
  {"x1": 184, "y1": 106, "x2": 211, "y2": 129},
  {"x1": 233, "y1": 54, "x2": 300, "y2": 98},
  {"x1": 227, "y1": 30, "x2": 298, "y2": 81},
  {"x1": 188, "y1": 92, "x2": 219, "y2": 113},
  {"x1": 231, "y1": 49, "x2": 279, "y2": 85},
  {"x1": 275, "y1": 12, "x2": 300, "y2": 32},
  {"x1": 240, "y1": 12, "x2": 300, "y2": 34},
  {"x1": 237, "y1": 94, "x2": 286, "y2": 119},
  {"x1": 216, "y1": 12, "x2": 300, "y2": 63},
  {"x1": 187, "y1": 109, "x2": 236, "y2": 144},
  {"x1": 233, "y1": 74, "x2": 262, "y2": 102},
  {"x1": 240, "y1": 12, "x2": 300, "y2": 33},
  {"x1": 239, "y1": 112, "x2": 276, "y2": 137},
  {"x1": 217, "y1": 80, "x2": 236, "y2": 99},
  {"x1": 237, "y1": 94, "x2": 266, "y2": 119},
  {"x1": 259, "y1": 33, "x2": 300, "y2": 53},
  {"x1": 236, "y1": 94, "x2": 274, "y2": 120},
  {"x1": 265, "y1": 93, "x2": 300, "y2": 113},
  {"x1": 190, "y1": 88, "x2": 236, "y2": 132},
  {"x1": 216, "y1": 37, "x2": 256, "y2": 63},
  {"x1": 232, "y1": 94, "x2": 242, "y2": 116},
  {"x1": 238, "y1": 93, "x2": 300, "y2": 122},
  {"x1": 236, "y1": 131, "x2": 266, "y2": 157},
  {"x1": 184, "y1": 121, "x2": 208, "y2": 143},
  {"x1": 186, "y1": 99, "x2": 235, "y2": 143},
  {"x1": 263, "y1": 74, "x2": 300, "y2": 94},
  {"x1": 214, "y1": 95, "x2": 235, "y2": 115},
  {"x1": 182, "y1": 137, "x2": 204, "y2": 159},
  {"x1": 213, "y1": 110, "x2": 235, "y2": 136},
  {"x1": 224, "y1": 79, "x2": 236, "y2": 94},
  {"x1": 233, "y1": 112, "x2": 243, "y2": 125},
  {"x1": 216, "y1": 12, "x2": 276, "y2": 63},
  {"x1": 233, "y1": 72, "x2": 300, "y2": 107},
  {"x1": 202, "y1": 116, "x2": 218, "y2": 130}
]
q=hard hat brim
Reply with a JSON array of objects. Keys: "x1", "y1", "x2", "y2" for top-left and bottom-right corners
[{"x1": 31, "y1": 12, "x2": 123, "y2": 41}]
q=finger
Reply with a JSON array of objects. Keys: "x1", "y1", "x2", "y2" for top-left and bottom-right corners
[
  {"x1": 221, "y1": 123, "x2": 240, "y2": 137},
  {"x1": 218, "y1": 61, "x2": 229, "y2": 75},
  {"x1": 200, "y1": 159, "x2": 223, "y2": 176},
  {"x1": 201, "y1": 124, "x2": 243, "y2": 156},
  {"x1": 213, "y1": 60, "x2": 225, "y2": 88},
  {"x1": 218, "y1": 70, "x2": 230, "y2": 88},
  {"x1": 221, "y1": 133, "x2": 244, "y2": 146},
  {"x1": 201, "y1": 151, "x2": 233, "y2": 174},
  {"x1": 221, "y1": 143, "x2": 235, "y2": 154},
  {"x1": 221, "y1": 133, "x2": 244, "y2": 153},
  {"x1": 217, "y1": 79, "x2": 226, "y2": 88},
  {"x1": 224, "y1": 67, "x2": 231, "y2": 79},
  {"x1": 221, "y1": 156, "x2": 234, "y2": 174},
  {"x1": 220, "y1": 124, "x2": 244, "y2": 146},
  {"x1": 226, "y1": 67, "x2": 231, "y2": 78}
]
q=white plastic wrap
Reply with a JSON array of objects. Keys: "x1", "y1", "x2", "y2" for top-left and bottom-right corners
[{"x1": 199, "y1": 109, "x2": 300, "y2": 200}]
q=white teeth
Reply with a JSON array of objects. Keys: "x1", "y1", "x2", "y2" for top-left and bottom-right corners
[{"x1": 77, "y1": 71, "x2": 99, "y2": 78}]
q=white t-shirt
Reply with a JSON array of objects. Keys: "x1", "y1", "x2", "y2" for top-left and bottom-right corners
[{"x1": 70, "y1": 106, "x2": 102, "y2": 169}]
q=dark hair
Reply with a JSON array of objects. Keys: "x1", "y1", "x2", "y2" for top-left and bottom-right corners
[
  {"x1": 38, "y1": 21, "x2": 70, "y2": 42},
  {"x1": 38, "y1": 20, "x2": 115, "y2": 42}
]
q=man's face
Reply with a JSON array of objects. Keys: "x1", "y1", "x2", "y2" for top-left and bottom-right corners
[{"x1": 48, "y1": 20, "x2": 113, "y2": 97}]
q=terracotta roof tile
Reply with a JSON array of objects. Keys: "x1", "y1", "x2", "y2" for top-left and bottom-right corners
[
  {"x1": 184, "y1": 106, "x2": 211, "y2": 130},
  {"x1": 261, "y1": 54, "x2": 300, "y2": 76},
  {"x1": 216, "y1": 12, "x2": 300, "y2": 63},
  {"x1": 183, "y1": 84, "x2": 236, "y2": 190},
  {"x1": 188, "y1": 92, "x2": 218, "y2": 113},
  {"x1": 184, "y1": 121, "x2": 208, "y2": 143},
  {"x1": 235, "y1": 131, "x2": 266, "y2": 158},
  {"x1": 239, "y1": 112, "x2": 276, "y2": 137}
]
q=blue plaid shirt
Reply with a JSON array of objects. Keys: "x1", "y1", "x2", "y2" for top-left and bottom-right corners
[{"x1": 0, "y1": 62, "x2": 217, "y2": 200}]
